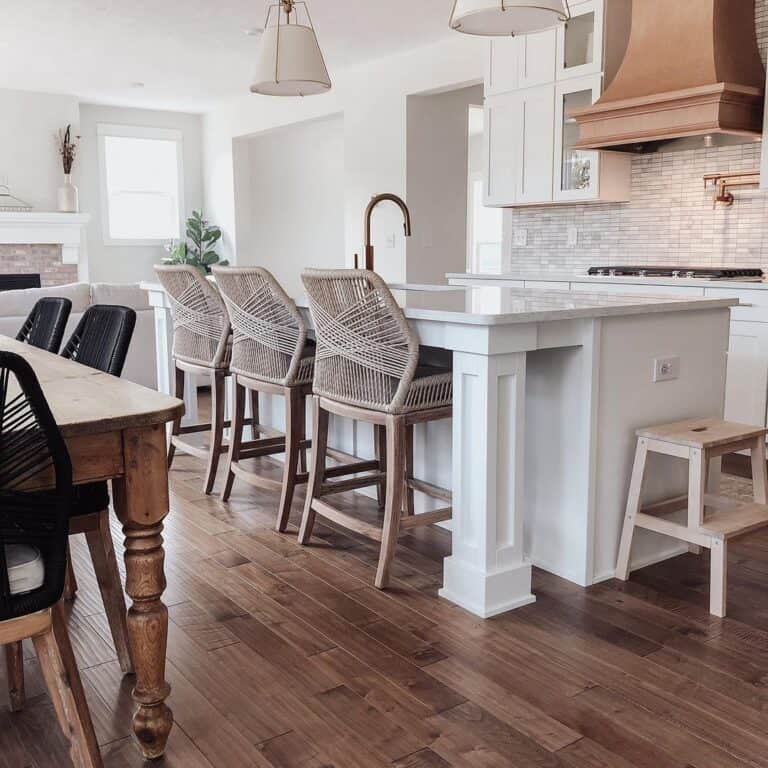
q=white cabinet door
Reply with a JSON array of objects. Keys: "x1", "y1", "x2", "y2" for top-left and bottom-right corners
[
  {"x1": 725, "y1": 320, "x2": 768, "y2": 428},
  {"x1": 553, "y1": 74, "x2": 602, "y2": 202},
  {"x1": 518, "y1": 28, "x2": 557, "y2": 88},
  {"x1": 556, "y1": 0, "x2": 604, "y2": 80},
  {"x1": 486, "y1": 38, "x2": 519, "y2": 96},
  {"x1": 516, "y1": 85, "x2": 555, "y2": 205},
  {"x1": 484, "y1": 94, "x2": 519, "y2": 207}
]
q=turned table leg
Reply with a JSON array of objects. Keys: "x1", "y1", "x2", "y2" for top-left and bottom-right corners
[{"x1": 113, "y1": 423, "x2": 174, "y2": 759}]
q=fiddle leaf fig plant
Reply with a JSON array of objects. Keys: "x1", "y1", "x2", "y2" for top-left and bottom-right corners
[{"x1": 162, "y1": 210, "x2": 228, "y2": 275}]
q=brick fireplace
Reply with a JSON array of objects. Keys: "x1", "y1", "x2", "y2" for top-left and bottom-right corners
[
  {"x1": 0, "y1": 211, "x2": 90, "y2": 287},
  {"x1": 0, "y1": 244, "x2": 77, "y2": 286}
]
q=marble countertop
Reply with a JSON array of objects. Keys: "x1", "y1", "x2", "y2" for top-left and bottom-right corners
[
  {"x1": 447, "y1": 271, "x2": 768, "y2": 291},
  {"x1": 298, "y1": 284, "x2": 738, "y2": 326},
  {"x1": 143, "y1": 280, "x2": 737, "y2": 327}
]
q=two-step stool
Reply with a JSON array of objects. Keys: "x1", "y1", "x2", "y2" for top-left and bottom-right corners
[{"x1": 616, "y1": 417, "x2": 768, "y2": 617}]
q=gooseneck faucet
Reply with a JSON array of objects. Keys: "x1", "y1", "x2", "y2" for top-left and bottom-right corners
[{"x1": 363, "y1": 193, "x2": 412, "y2": 272}]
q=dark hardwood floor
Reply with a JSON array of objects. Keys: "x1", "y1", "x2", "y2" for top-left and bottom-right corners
[{"x1": 3, "y1": 453, "x2": 768, "y2": 767}]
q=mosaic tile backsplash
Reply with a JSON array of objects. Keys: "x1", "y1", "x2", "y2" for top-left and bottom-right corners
[
  {"x1": 0, "y1": 245, "x2": 77, "y2": 286},
  {"x1": 501, "y1": 0, "x2": 768, "y2": 275}
]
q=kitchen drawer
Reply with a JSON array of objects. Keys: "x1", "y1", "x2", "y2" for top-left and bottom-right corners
[
  {"x1": 704, "y1": 287, "x2": 768, "y2": 308},
  {"x1": 570, "y1": 282, "x2": 705, "y2": 296},
  {"x1": 524, "y1": 280, "x2": 570, "y2": 291}
]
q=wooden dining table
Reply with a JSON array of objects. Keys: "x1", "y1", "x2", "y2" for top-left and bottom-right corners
[{"x1": 1, "y1": 335, "x2": 184, "y2": 759}]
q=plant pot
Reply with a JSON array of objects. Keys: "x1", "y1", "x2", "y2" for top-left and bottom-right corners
[{"x1": 57, "y1": 174, "x2": 79, "y2": 213}]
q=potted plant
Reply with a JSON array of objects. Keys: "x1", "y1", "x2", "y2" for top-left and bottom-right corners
[
  {"x1": 56, "y1": 124, "x2": 80, "y2": 212},
  {"x1": 162, "y1": 210, "x2": 229, "y2": 275}
]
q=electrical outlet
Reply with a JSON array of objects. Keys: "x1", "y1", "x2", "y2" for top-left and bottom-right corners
[
  {"x1": 567, "y1": 227, "x2": 579, "y2": 247},
  {"x1": 385, "y1": 233, "x2": 396, "y2": 248},
  {"x1": 513, "y1": 228, "x2": 527, "y2": 247},
  {"x1": 653, "y1": 356, "x2": 680, "y2": 383}
]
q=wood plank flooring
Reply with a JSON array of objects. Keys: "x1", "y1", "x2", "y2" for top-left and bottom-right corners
[{"x1": 3, "y1": 456, "x2": 768, "y2": 767}]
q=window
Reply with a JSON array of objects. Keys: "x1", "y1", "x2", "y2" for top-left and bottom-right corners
[{"x1": 98, "y1": 124, "x2": 184, "y2": 245}]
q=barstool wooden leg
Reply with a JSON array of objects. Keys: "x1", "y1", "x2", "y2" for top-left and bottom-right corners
[
  {"x1": 298, "y1": 397, "x2": 329, "y2": 545},
  {"x1": 222, "y1": 380, "x2": 246, "y2": 502},
  {"x1": 204, "y1": 370, "x2": 226, "y2": 495},
  {"x1": 63, "y1": 545, "x2": 77, "y2": 601},
  {"x1": 35, "y1": 605, "x2": 103, "y2": 768},
  {"x1": 710, "y1": 538, "x2": 727, "y2": 618},
  {"x1": 751, "y1": 436, "x2": 768, "y2": 504},
  {"x1": 615, "y1": 438, "x2": 648, "y2": 580},
  {"x1": 5, "y1": 641, "x2": 25, "y2": 712},
  {"x1": 167, "y1": 365, "x2": 184, "y2": 468},
  {"x1": 374, "y1": 425, "x2": 387, "y2": 509},
  {"x1": 250, "y1": 389, "x2": 260, "y2": 442},
  {"x1": 277, "y1": 387, "x2": 303, "y2": 533},
  {"x1": 85, "y1": 511, "x2": 133, "y2": 674},
  {"x1": 375, "y1": 415, "x2": 406, "y2": 589},
  {"x1": 404, "y1": 425, "x2": 415, "y2": 516}
]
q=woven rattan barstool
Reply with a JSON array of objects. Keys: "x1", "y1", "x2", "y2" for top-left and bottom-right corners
[
  {"x1": 155, "y1": 265, "x2": 241, "y2": 494},
  {"x1": 299, "y1": 269, "x2": 453, "y2": 589},
  {"x1": 214, "y1": 266, "x2": 317, "y2": 529}
]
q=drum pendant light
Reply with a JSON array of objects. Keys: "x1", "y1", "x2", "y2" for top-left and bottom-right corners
[
  {"x1": 250, "y1": 0, "x2": 331, "y2": 96},
  {"x1": 449, "y1": 0, "x2": 570, "y2": 36}
]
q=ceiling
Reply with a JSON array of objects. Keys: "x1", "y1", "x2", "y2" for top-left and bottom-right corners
[{"x1": 3, "y1": 1, "x2": 456, "y2": 114}]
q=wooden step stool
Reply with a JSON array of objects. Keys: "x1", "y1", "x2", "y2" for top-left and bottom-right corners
[{"x1": 616, "y1": 417, "x2": 768, "y2": 617}]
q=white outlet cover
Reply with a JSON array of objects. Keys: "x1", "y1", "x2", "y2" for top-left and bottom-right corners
[
  {"x1": 567, "y1": 227, "x2": 578, "y2": 247},
  {"x1": 513, "y1": 229, "x2": 527, "y2": 247},
  {"x1": 653, "y1": 355, "x2": 680, "y2": 383},
  {"x1": 385, "y1": 233, "x2": 396, "y2": 248}
]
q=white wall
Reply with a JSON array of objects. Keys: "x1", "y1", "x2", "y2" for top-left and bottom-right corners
[
  {"x1": 236, "y1": 114, "x2": 345, "y2": 297},
  {"x1": 78, "y1": 104, "x2": 203, "y2": 284},
  {"x1": 406, "y1": 84, "x2": 483, "y2": 285},
  {"x1": 202, "y1": 35, "x2": 487, "y2": 288},
  {"x1": 0, "y1": 88, "x2": 80, "y2": 210}
]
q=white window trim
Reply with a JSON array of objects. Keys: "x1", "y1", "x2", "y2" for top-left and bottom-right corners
[{"x1": 97, "y1": 123, "x2": 185, "y2": 247}]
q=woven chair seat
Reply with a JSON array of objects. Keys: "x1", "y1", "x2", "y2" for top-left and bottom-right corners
[
  {"x1": 302, "y1": 270, "x2": 454, "y2": 415},
  {"x1": 404, "y1": 367, "x2": 452, "y2": 412}
]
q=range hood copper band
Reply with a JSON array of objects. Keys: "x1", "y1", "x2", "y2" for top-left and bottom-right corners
[{"x1": 572, "y1": 84, "x2": 763, "y2": 150}]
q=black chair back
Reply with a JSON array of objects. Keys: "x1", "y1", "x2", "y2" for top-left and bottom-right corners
[
  {"x1": 16, "y1": 298, "x2": 72, "y2": 353},
  {"x1": 0, "y1": 351, "x2": 72, "y2": 620},
  {"x1": 61, "y1": 305, "x2": 136, "y2": 377}
]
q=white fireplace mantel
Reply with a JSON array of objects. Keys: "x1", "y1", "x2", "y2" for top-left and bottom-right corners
[{"x1": 0, "y1": 211, "x2": 90, "y2": 275}]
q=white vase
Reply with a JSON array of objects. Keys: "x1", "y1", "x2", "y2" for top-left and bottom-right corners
[{"x1": 57, "y1": 174, "x2": 79, "y2": 213}]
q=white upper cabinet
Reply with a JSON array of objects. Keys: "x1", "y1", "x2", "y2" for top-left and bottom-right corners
[
  {"x1": 484, "y1": 94, "x2": 519, "y2": 206},
  {"x1": 517, "y1": 85, "x2": 556, "y2": 204},
  {"x1": 556, "y1": 0, "x2": 604, "y2": 80},
  {"x1": 482, "y1": 0, "x2": 632, "y2": 208},
  {"x1": 518, "y1": 28, "x2": 557, "y2": 88},
  {"x1": 485, "y1": 38, "x2": 519, "y2": 97}
]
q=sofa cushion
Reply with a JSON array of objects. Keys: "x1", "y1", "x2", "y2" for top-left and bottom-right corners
[
  {"x1": 0, "y1": 283, "x2": 91, "y2": 318},
  {"x1": 6, "y1": 544, "x2": 45, "y2": 595},
  {"x1": 91, "y1": 283, "x2": 151, "y2": 311}
]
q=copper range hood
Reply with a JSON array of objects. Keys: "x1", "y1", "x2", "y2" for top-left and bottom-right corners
[{"x1": 572, "y1": 0, "x2": 765, "y2": 153}]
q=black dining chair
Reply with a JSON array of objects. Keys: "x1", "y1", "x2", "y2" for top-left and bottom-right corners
[
  {"x1": 16, "y1": 297, "x2": 72, "y2": 353},
  {"x1": 6, "y1": 304, "x2": 139, "y2": 708},
  {"x1": 61, "y1": 304, "x2": 136, "y2": 376},
  {"x1": 0, "y1": 351, "x2": 103, "y2": 767}
]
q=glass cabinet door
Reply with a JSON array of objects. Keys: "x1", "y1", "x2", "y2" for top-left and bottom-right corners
[
  {"x1": 553, "y1": 75, "x2": 601, "y2": 201},
  {"x1": 556, "y1": 0, "x2": 603, "y2": 80}
]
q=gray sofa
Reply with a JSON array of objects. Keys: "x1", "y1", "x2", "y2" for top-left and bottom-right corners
[{"x1": 0, "y1": 282, "x2": 157, "y2": 390}]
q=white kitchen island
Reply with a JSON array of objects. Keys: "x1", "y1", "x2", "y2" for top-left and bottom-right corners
[{"x1": 144, "y1": 281, "x2": 737, "y2": 618}]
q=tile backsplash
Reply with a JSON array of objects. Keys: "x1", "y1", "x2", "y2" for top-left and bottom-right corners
[
  {"x1": 0, "y1": 244, "x2": 77, "y2": 286},
  {"x1": 502, "y1": 0, "x2": 768, "y2": 274}
]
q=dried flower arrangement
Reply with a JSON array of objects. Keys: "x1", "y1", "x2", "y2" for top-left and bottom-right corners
[{"x1": 56, "y1": 124, "x2": 80, "y2": 175}]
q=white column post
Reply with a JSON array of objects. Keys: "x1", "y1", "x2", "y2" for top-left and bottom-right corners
[{"x1": 439, "y1": 349, "x2": 535, "y2": 617}]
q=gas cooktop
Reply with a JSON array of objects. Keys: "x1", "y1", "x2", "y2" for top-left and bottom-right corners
[{"x1": 587, "y1": 266, "x2": 764, "y2": 281}]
